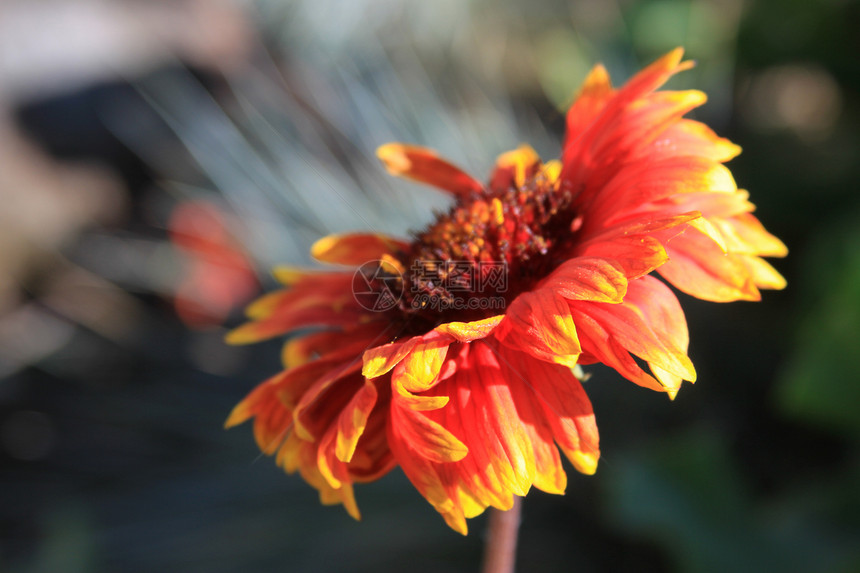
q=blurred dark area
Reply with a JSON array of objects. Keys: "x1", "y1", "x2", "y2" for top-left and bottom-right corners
[{"x1": 1, "y1": 0, "x2": 858, "y2": 572}]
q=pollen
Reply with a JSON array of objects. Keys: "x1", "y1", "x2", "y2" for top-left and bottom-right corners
[{"x1": 400, "y1": 171, "x2": 579, "y2": 321}]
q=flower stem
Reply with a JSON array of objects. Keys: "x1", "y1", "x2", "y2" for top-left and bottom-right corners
[{"x1": 481, "y1": 497, "x2": 522, "y2": 573}]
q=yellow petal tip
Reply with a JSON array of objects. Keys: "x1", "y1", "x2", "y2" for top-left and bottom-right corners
[
  {"x1": 571, "y1": 451, "x2": 599, "y2": 475},
  {"x1": 376, "y1": 143, "x2": 411, "y2": 174}
]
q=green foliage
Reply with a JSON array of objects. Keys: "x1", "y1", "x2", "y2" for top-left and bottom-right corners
[{"x1": 777, "y1": 215, "x2": 860, "y2": 438}]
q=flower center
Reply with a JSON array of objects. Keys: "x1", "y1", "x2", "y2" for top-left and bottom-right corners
[{"x1": 393, "y1": 172, "x2": 579, "y2": 327}]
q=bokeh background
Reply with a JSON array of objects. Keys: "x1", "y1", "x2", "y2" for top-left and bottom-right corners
[{"x1": 1, "y1": 0, "x2": 858, "y2": 571}]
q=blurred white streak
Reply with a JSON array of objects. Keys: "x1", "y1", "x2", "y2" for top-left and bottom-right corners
[{"x1": 122, "y1": 0, "x2": 563, "y2": 276}]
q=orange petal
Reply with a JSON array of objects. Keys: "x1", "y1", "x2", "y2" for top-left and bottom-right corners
[
  {"x1": 618, "y1": 47, "x2": 692, "y2": 102},
  {"x1": 571, "y1": 277, "x2": 695, "y2": 396},
  {"x1": 334, "y1": 380, "x2": 378, "y2": 463},
  {"x1": 489, "y1": 144, "x2": 541, "y2": 192},
  {"x1": 390, "y1": 399, "x2": 469, "y2": 464},
  {"x1": 434, "y1": 315, "x2": 504, "y2": 341},
  {"x1": 386, "y1": 425, "x2": 469, "y2": 533},
  {"x1": 587, "y1": 155, "x2": 737, "y2": 228},
  {"x1": 564, "y1": 88, "x2": 707, "y2": 197},
  {"x1": 739, "y1": 255, "x2": 787, "y2": 290},
  {"x1": 344, "y1": 404, "x2": 396, "y2": 483},
  {"x1": 281, "y1": 321, "x2": 390, "y2": 368},
  {"x1": 271, "y1": 266, "x2": 313, "y2": 286},
  {"x1": 226, "y1": 303, "x2": 365, "y2": 344},
  {"x1": 658, "y1": 225, "x2": 762, "y2": 302},
  {"x1": 498, "y1": 345, "x2": 599, "y2": 475},
  {"x1": 377, "y1": 143, "x2": 483, "y2": 198},
  {"x1": 225, "y1": 371, "x2": 294, "y2": 455},
  {"x1": 394, "y1": 335, "x2": 452, "y2": 394},
  {"x1": 561, "y1": 47, "x2": 696, "y2": 173},
  {"x1": 429, "y1": 342, "x2": 537, "y2": 497},
  {"x1": 655, "y1": 190, "x2": 753, "y2": 220},
  {"x1": 719, "y1": 213, "x2": 788, "y2": 257},
  {"x1": 565, "y1": 63, "x2": 614, "y2": 146},
  {"x1": 575, "y1": 234, "x2": 668, "y2": 279},
  {"x1": 495, "y1": 288, "x2": 581, "y2": 367},
  {"x1": 497, "y1": 351, "x2": 568, "y2": 494},
  {"x1": 573, "y1": 278, "x2": 695, "y2": 384},
  {"x1": 541, "y1": 256, "x2": 628, "y2": 303},
  {"x1": 311, "y1": 233, "x2": 409, "y2": 265},
  {"x1": 227, "y1": 273, "x2": 364, "y2": 344},
  {"x1": 362, "y1": 338, "x2": 417, "y2": 378},
  {"x1": 293, "y1": 361, "x2": 363, "y2": 441},
  {"x1": 643, "y1": 119, "x2": 741, "y2": 163}
]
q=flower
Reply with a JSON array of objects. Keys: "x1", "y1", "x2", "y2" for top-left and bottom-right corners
[
  {"x1": 225, "y1": 48, "x2": 787, "y2": 534},
  {"x1": 169, "y1": 200, "x2": 259, "y2": 328}
]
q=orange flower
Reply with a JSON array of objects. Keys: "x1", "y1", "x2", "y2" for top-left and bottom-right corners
[
  {"x1": 169, "y1": 200, "x2": 259, "y2": 328},
  {"x1": 225, "y1": 49, "x2": 786, "y2": 534}
]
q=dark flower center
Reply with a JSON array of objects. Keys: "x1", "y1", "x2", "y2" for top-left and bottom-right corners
[{"x1": 387, "y1": 172, "x2": 580, "y2": 330}]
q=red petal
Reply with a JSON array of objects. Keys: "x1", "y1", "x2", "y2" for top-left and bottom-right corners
[
  {"x1": 377, "y1": 143, "x2": 483, "y2": 198},
  {"x1": 227, "y1": 273, "x2": 368, "y2": 344},
  {"x1": 575, "y1": 234, "x2": 668, "y2": 279},
  {"x1": 390, "y1": 397, "x2": 468, "y2": 464},
  {"x1": 293, "y1": 362, "x2": 364, "y2": 441},
  {"x1": 540, "y1": 256, "x2": 628, "y2": 303},
  {"x1": 573, "y1": 279, "x2": 695, "y2": 382},
  {"x1": 571, "y1": 276, "x2": 696, "y2": 395},
  {"x1": 496, "y1": 344, "x2": 599, "y2": 475},
  {"x1": 488, "y1": 145, "x2": 542, "y2": 193},
  {"x1": 584, "y1": 155, "x2": 736, "y2": 229},
  {"x1": 564, "y1": 64, "x2": 614, "y2": 147},
  {"x1": 658, "y1": 225, "x2": 762, "y2": 302},
  {"x1": 335, "y1": 380, "x2": 378, "y2": 463},
  {"x1": 434, "y1": 315, "x2": 504, "y2": 341},
  {"x1": 311, "y1": 233, "x2": 409, "y2": 265},
  {"x1": 495, "y1": 288, "x2": 581, "y2": 367},
  {"x1": 640, "y1": 119, "x2": 741, "y2": 163}
]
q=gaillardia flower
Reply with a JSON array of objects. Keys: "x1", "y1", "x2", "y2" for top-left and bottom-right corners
[{"x1": 225, "y1": 49, "x2": 786, "y2": 534}]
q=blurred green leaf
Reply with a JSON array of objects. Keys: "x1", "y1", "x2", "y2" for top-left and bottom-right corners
[
  {"x1": 777, "y1": 214, "x2": 860, "y2": 438},
  {"x1": 603, "y1": 430, "x2": 858, "y2": 573}
]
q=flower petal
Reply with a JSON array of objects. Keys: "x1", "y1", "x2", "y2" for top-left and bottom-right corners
[
  {"x1": 293, "y1": 362, "x2": 364, "y2": 441},
  {"x1": 377, "y1": 143, "x2": 484, "y2": 198},
  {"x1": 571, "y1": 276, "x2": 696, "y2": 395},
  {"x1": 390, "y1": 398, "x2": 469, "y2": 464},
  {"x1": 434, "y1": 315, "x2": 504, "y2": 341},
  {"x1": 489, "y1": 144, "x2": 541, "y2": 192},
  {"x1": 361, "y1": 338, "x2": 418, "y2": 378},
  {"x1": 576, "y1": 234, "x2": 669, "y2": 279},
  {"x1": 565, "y1": 63, "x2": 614, "y2": 145},
  {"x1": 541, "y1": 256, "x2": 628, "y2": 303},
  {"x1": 311, "y1": 233, "x2": 409, "y2": 265},
  {"x1": 641, "y1": 119, "x2": 741, "y2": 163},
  {"x1": 717, "y1": 213, "x2": 788, "y2": 258},
  {"x1": 585, "y1": 155, "x2": 737, "y2": 229},
  {"x1": 335, "y1": 380, "x2": 379, "y2": 463},
  {"x1": 394, "y1": 334, "x2": 452, "y2": 394},
  {"x1": 496, "y1": 344, "x2": 599, "y2": 475},
  {"x1": 226, "y1": 273, "x2": 366, "y2": 344},
  {"x1": 739, "y1": 255, "x2": 787, "y2": 290},
  {"x1": 658, "y1": 225, "x2": 762, "y2": 302},
  {"x1": 495, "y1": 288, "x2": 581, "y2": 367}
]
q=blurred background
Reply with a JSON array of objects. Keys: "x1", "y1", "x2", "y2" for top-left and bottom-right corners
[{"x1": 1, "y1": 0, "x2": 858, "y2": 571}]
